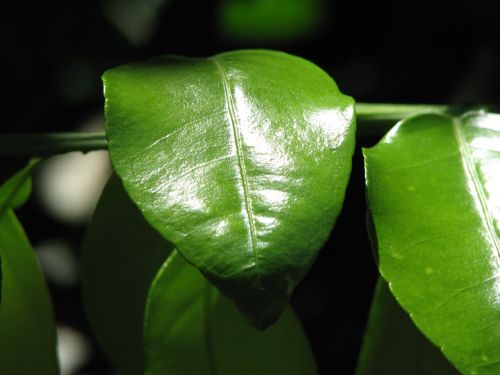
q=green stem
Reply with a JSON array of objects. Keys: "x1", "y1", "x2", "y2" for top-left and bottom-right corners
[
  {"x1": 0, "y1": 103, "x2": 451, "y2": 156},
  {"x1": 355, "y1": 103, "x2": 450, "y2": 137},
  {"x1": 0, "y1": 132, "x2": 108, "y2": 156}
]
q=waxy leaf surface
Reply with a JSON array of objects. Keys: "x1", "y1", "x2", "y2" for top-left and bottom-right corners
[
  {"x1": 145, "y1": 250, "x2": 317, "y2": 375},
  {"x1": 364, "y1": 112, "x2": 500, "y2": 374},
  {"x1": 0, "y1": 210, "x2": 58, "y2": 374},
  {"x1": 104, "y1": 49, "x2": 355, "y2": 327},
  {"x1": 356, "y1": 277, "x2": 458, "y2": 374},
  {"x1": 82, "y1": 175, "x2": 173, "y2": 374}
]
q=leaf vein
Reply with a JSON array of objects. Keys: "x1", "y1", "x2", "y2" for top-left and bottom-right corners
[
  {"x1": 209, "y1": 57, "x2": 262, "y2": 310},
  {"x1": 453, "y1": 120, "x2": 500, "y2": 260}
]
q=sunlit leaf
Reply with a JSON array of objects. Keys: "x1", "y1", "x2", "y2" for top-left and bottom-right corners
[
  {"x1": 82, "y1": 175, "x2": 173, "y2": 374},
  {"x1": 356, "y1": 277, "x2": 458, "y2": 374},
  {"x1": 104, "y1": 49, "x2": 355, "y2": 328},
  {"x1": 364, "y1": 112, "x2": 500, "y2": 374},
  {"x1": 145, "y1": 250, "x2": 318, "y2": 375},
  {"x1": 0, "y1": 210, "x2": 58, "y2": 374}
]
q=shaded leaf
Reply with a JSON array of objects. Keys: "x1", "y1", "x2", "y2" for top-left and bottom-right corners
[
  {"x1": 0, "y1": 158, "x2": 41, "y2": 214},
  {"x1": 145, "y1": 250, "x2": 318, "y2": 375},
  {"x1": 356, "y1": 277, "x2": 458, "y2": 374},
  {"x1": 0, "y1": 210, "x2": 58, "y2": 374},
  {"x1": 101, "y1": 0, "x2": 172, "y2": 46},
  {"x1": 217, "y1": 0, "x2": 322, "y2": 43},
  {"x1": 0, "y1": 158, "x2": 42, "y2": 306},
  {"x1": 82, "y1": 175, "x2": 173, "y2": 374},
  {"x1": 104, "y1": 49, "x2": 355, "y2": 328},
  {"x1": 364, "y1": 112, "x2": 500, "y2": 374}
]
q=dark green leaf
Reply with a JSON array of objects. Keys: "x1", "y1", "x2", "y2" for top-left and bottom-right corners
[
  {"x1": 0, "y1": 158, "x2": 43, "y2": 309},
  {"x1": 217, "y1": 0, "x2": 321, "y2": 42},
  {"x1": 364, "y1": 112, "x2": 500, "y2": 374},
  {"x1": 0, "y1": 158, "x2": 41, "y2": 214},
  {"x1": 145, "y1": 250, "x2": 318, "y2": 375},
  {"x1": 356, "y1": 277, "x2": 458, "y2": 374},
  {"x1": 0, "y1": 210, "x2": 58, "y2": 374},
  {"x1": 104, "y1": 49, "x2": 355, "y2": 328},
  {"x1": 82, "y1": 175, "x2": 173, "y2": 374}
]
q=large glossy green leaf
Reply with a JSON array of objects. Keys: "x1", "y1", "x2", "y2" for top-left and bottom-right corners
[
  {"x1": 145, "y1": 250, "x2": 318, "y2": 375},
  {"x1": 0, "y1": 210, "x2": 58, "y2": 374},
  {"x1": 364, "y1": 112, "x2": 500, "y2": 374},
  {"x1": 82, "y1": 175, "x2": 173, "y2": 374},
  {"x1": 104, "y1": 49, "x2": 356, "y2": 328},
  {"x1": 356, "y1": 277, "x2": 458, "y2": 374}
]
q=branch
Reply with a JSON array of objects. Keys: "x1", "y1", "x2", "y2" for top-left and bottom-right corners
[{"x1": 0, "y1": 103, "x2": 451, "y2": 156}]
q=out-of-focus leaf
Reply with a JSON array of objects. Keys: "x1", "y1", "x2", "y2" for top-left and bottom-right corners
[
  {"x1": 104, "y1": 49, "x2": 355, "y2": 328},
  {"x1": 101, "y1": 0, "x2": 171, "y2": 46},
  {"x1": 82, "y1": 175, "x2": 173, "y2": 375},
  {"x1": 0, "y1": 158, "x2": 41, "y2": 214},
  {"x1": 144, "y1": 250, "x2": 317, "y2": 375},
  {"x1": 218, "y1": 0, "x2": 323, "y2": 43},
  {"x1": 356, "y1": 277, "x2": 458, "y2": 374},
  {"x1": 0, "y1": 158, "x2": 42, "y2": 304},
  {"x1": 0, "y1": 210, "x2": 58, "y2": 374},
  {"x1": 364, "y1": 112, "x2": 500, "y2": 374}
]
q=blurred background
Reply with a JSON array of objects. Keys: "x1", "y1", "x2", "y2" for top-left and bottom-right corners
[{"x1": 2, "y1": 0, "x2": 500, "y2": 373}]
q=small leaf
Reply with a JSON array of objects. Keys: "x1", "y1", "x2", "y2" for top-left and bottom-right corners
[
  {"x1": 104, "y1": 49, "x2": 355, "y2": 328},
  {"x1": 0, "y1": 210, "x2": 58, "y2": 374},
  {"x1": 82, "y1": 175, "x2": 173, "y2": 375},
  {"x1": 356, "y1": 277, "x2": 458, "y2": 374},
  {"x1": 0, "y1": 158, "x2": 42, "y2": 304},
  {"x1": 364, "y1": 112, "x2": 500, "y2": 374},
  {"x1": 144, "y1": 250, "x2": 318, "y2": 375},
  {"x1": 0, "y1": 158, "x2": 41, "y2": 214}
]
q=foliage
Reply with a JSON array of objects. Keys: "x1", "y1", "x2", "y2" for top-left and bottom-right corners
[{"x1": 0, "y1": 49, "x2": 499, "y2": 374}]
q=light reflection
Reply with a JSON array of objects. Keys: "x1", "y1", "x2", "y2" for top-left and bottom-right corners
[
  {"x1": 214, "y1": 219, "x2": 229, "y2": 237},
  {"x1": 460, "y1": 115, "x2": 500, "y2": 308},
  {"x1": 257, "y1": 215, "x2": 278, "y2": 231},
  {"x1": 470, "y1": 137, "x2": 500, "y2": 153},
  {"x1": 308, "y1": 108, "x2": 351, "y2": 148},
  {"x1": 469, "y1": 112, "x2": 500, "y2": 131},
  {"x1": 233, "y1": 86, "x2": 290, "y2": 170},
  {"x1": 257, "y1": 189, "x2": 288, "y2": 206}
]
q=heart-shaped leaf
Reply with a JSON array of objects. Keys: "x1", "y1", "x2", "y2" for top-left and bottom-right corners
[
  {"x1": 82, "y1": 175, "x2": 173, "y2": 374},
  {"x1": 145, "y1": 250, "x2": 318, "y2": 375},
  {"x1": 364, "y1": 112, "x2": 500, "y2": 374},
  {"x1": 104, "y1": 49, "x2": 355, "y2": 328},
  {"x1": 0, "y1": 210, "x2": 58, "y2": 374},
  {"x1": 356, "y1": 277, "x2": 458, "y2": 374}
]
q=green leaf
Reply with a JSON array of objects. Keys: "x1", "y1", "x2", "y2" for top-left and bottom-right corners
[
  {"x1": 0, "y1": 158, "x2": 41, "y2": 214},
  {"x1": 82, "y1": 174, "x2": 173, "y2": 374},
  {"x1": 104, "y1": 49, "x2": 355, "y2": 328},
  {"x1": 356, "y1": 277, "x2": 458, "y2": 374},
  {"x1": 0, "y1": 210, "x2": 58, "y2": 374},
  {"x1": 145, "y1": 250, "x2": 318, "y2": 375},
  {"x1": 0, "y1": 158, "x2": 43, "y2": 307},
  {"x1": 217, "y1": 0, "x2": 321, "y2": 43},
  {"x1": 364, "y1": 112, "x2": 500, "y2": 374}
]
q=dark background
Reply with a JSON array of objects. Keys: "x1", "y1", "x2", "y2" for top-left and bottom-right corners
[{"x1": 2, "y1": 1, "x2": 500, "y2": 373}]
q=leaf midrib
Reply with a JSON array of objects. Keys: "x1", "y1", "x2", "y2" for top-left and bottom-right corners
[
  {"x1": 209, "y1": 57, "x2": 262, "y2": 304},
  {"x1": 452, "y1": 119, "x2": 500, "y2": 259}
]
